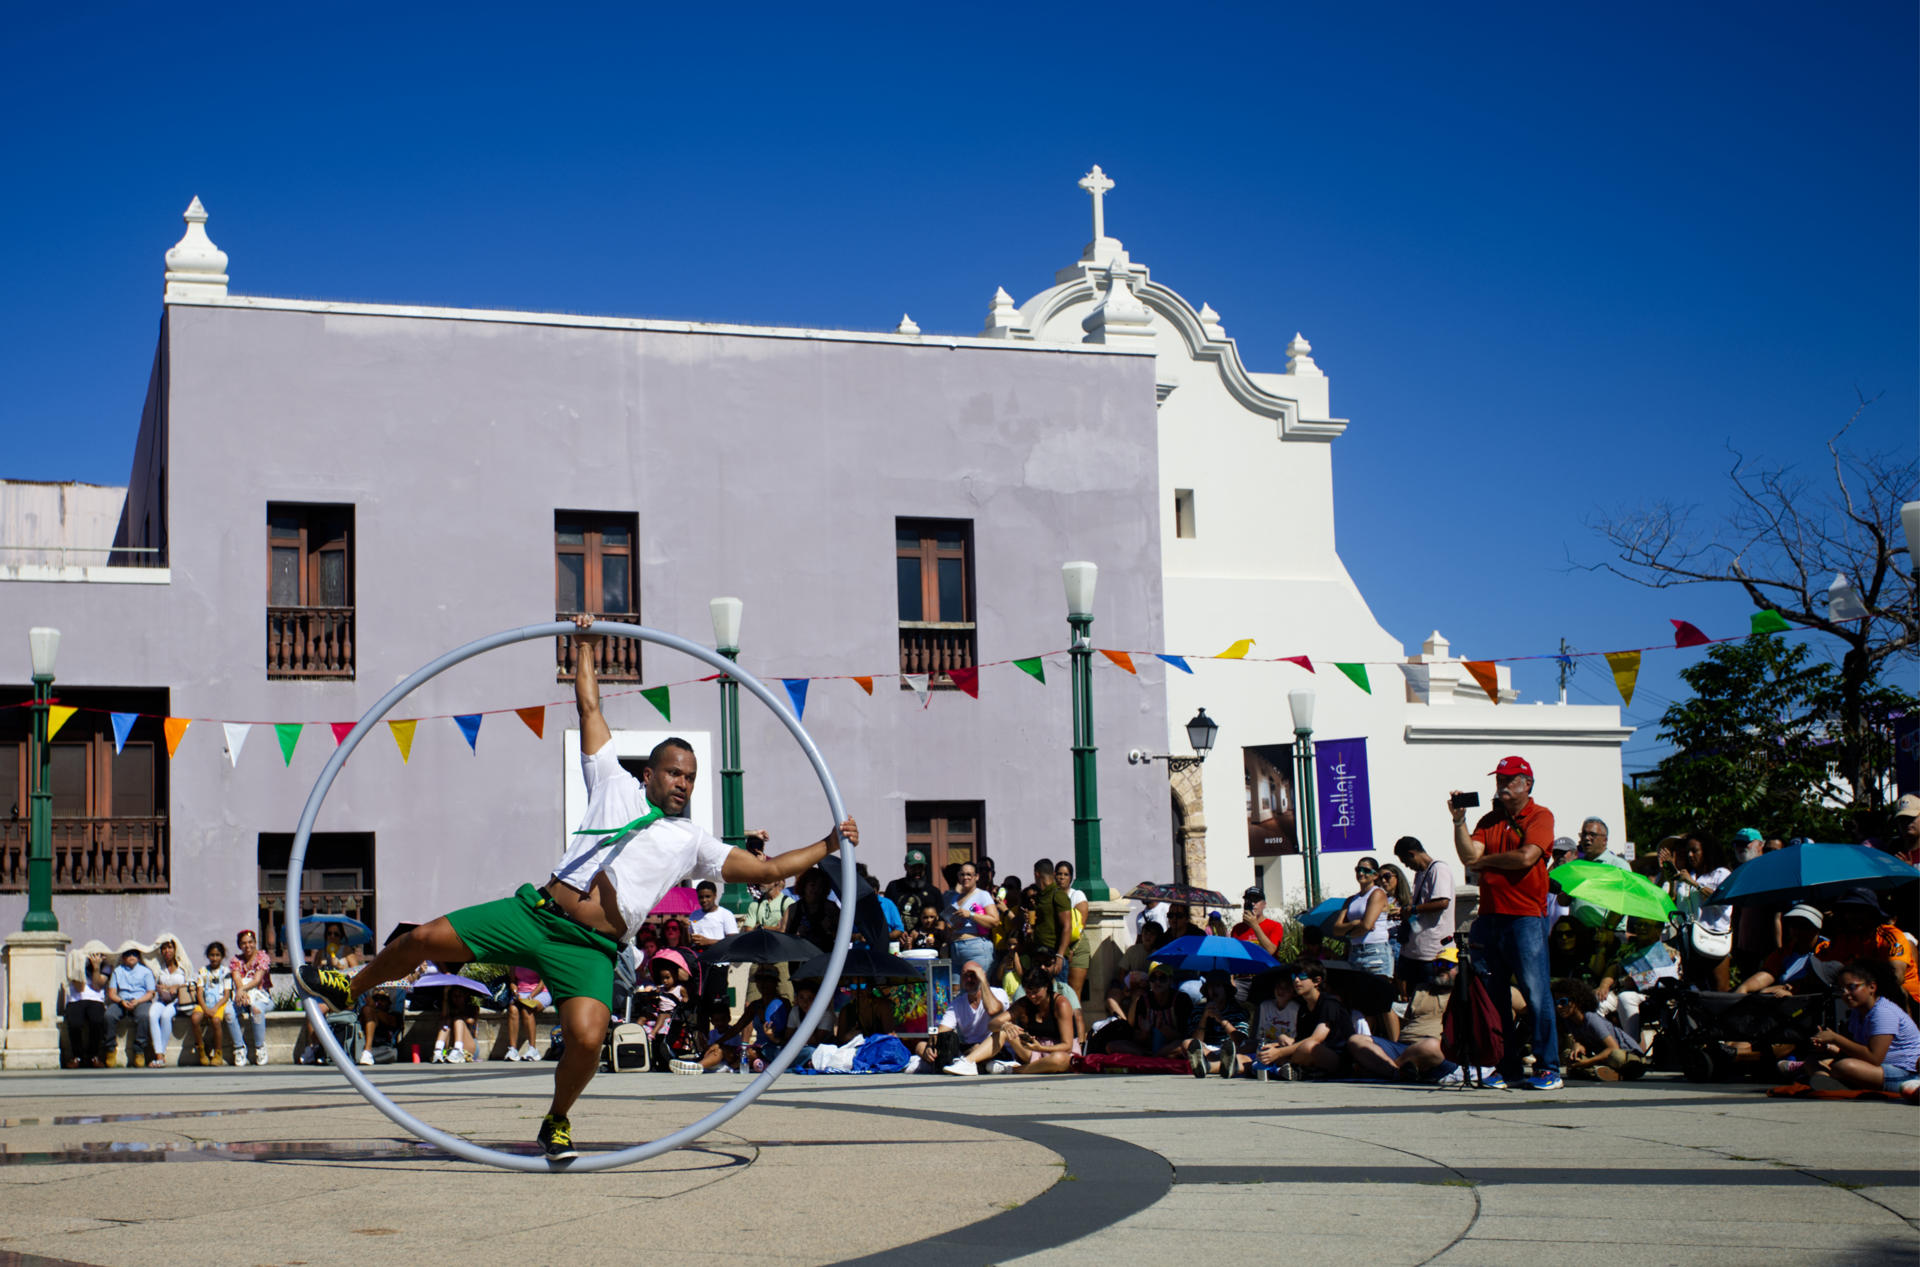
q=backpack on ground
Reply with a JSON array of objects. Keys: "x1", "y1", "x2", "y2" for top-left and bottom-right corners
[
  {"x1": 603, "y1": 1022, "x2": 648, "y2": 1073},
  {"x1": 1441, "y1": 947, "x2": 1505, "y2": 1084}
]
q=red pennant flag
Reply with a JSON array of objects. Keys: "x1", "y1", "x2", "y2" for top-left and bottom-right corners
[
  {"x1": 852, "y1": 676, "x2": 874, "y2": 696},
  {"x1": 1463, "y1": 660, "x2": 1502, "y2": 703},
  {"x1": 1282, "y1": 655, "x2": 1314, "y2": 673},
  {"x1": 1671, "y1": 620, "x2": 1711, "y2": 648},
  {"x1": 330, "y1": 722, "x2": 355, "y2": 746},
  {"x1": 948, "y1": 667, "x2": 980, "y2": 698},
  {"x1": 1099, "y1": 649, "x2": 1137, "y2": 674},
  {"x1": 515, "y1": 706, "x2": 546, "y2": 739}
]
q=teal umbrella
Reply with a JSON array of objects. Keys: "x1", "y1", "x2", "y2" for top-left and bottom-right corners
[
  {"x1": 1549, "y1": 861, "x2": 1677, "y2": 922},
  {"x1": 1712, "y1": 841, "x2": 1919, "y2": 906}
]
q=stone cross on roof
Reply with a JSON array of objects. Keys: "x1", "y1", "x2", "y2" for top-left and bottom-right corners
[{"x1": 1079, "y1": 165, "x2": 1115, "y2": 242}]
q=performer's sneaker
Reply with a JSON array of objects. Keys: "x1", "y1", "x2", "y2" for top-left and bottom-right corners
[
  {"x1": 297, "y1": 965, "x2": 353, "y2": 1011},
  {"x1": 538, "y1": 1113, "x2": 578, "y2": 1163}
]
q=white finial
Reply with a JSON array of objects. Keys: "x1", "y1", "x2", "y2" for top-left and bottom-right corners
[
  {"x1": 895, "y1": 313, "x2": 921, "y2": 335},
  {"x1": 164, "y1": 196, "x2": 229, "y2": 301},
  {"x1": 1422, "y1": 630, "x2": 1450, "y2": 658},
  {"x1": 982, "y1": 286, "x2": 1020, "y2": 336},
  {"x1": 1081, "y1": 259, "x2": 1154, "y2": 346},
  {"x1": 1198, "y1": 302, "x2": 1225, "y2": 340},
  {"x1": 1285, "y1": 331, "x2": 1322, "y2": 377},
  {"x1": 1079, "y1": 165, "x2": 1116, "y2": 242}
]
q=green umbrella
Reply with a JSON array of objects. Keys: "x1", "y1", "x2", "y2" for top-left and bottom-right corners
[{"x1": 1549, "y1": 860, "x2": 1676, "y2": 922}]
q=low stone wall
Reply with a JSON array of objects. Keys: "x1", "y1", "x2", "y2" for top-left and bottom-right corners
[{"x1": 63, "y1": 1009, "x2": 551, "y2": 1067}]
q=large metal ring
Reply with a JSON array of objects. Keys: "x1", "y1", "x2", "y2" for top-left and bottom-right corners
[{"x1": 285, "y1": 621, "x2": 854, "y2": 1172}]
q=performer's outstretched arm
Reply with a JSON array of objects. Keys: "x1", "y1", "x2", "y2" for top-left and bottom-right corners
[
  {"x1": 723, "y1": 819, "x2": 859, "y2": 886},
  {"x1": 570, "y1": 613, "x2": 613, "y2": 756}
]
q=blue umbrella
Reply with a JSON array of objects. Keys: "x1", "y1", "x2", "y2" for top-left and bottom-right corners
[
  {"x1": 298, "y1": 914, "x2": 373, "y2": 947},
  {"x1": 1300, "y1": 897, "x2": 1347, "y2": 929},
  {"x1": 1712, "y1": 841, "x2": 1919, "y2": 906},
  {"x1": 1152, "y1": 934, "x2": 1279, "y2": 974}
]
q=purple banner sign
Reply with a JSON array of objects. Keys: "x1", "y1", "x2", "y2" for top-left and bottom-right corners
[{"x1": 1315, "y1": 737, "x2": 1375, "y2": 854}]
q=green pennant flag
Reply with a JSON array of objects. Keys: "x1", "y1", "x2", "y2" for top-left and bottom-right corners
[
  {"x1": 1749, "y1": 609, "x2": 1791, "y2": 636},
  {"x1": 1335, "y1": 662, "x2": 1371, "y2": 694},
  {"x1": 640, "y1": 686, "x2": 671, "y2": 722},
  {"x1": 274, "y1": 722, "x2": 303, "y2": 766},
  {"x1": 1013, "y1": 657, "x2": 1046, "y2": 684}
]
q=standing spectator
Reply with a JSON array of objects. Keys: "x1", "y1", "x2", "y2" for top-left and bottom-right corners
[
  {"x1": 147, "y1": 935, "x2": 193, "y2": 1067},
  {"x1": 1823, "y1": 889, "x2": 1920, "y2": 1009},
  {"x1": 1328, "y1": 860, "x2": 1391, "y2": 976},
  {"x1": 63, "y1": 948, "x2": 109, "y2": 1068},
  {"x1": 1374, "y1": 863, "x2": 1413, "y2": 973},
  {"x1": 228, "y1": 929, "x2": 273, "y2": 1066},
  {"x1": 1149, "y1": 902, "x2": 1200, "y2": 953},
  {"x1": 1547, "y1": 837, "x2": 1579, "y2": 924},
  {"x1": 855, "y1": 863, "x2": 905, "y2": 949},
  {"x1": 1661, "y1": 832, "x2": 1732, "y2": 990},
  {"x1": 1054, "y1": 860, "x2": 1091, "y2": 998},
  {"x1": 994, "y1": 876, "x2": 1032, "y2": 951},
  {"x1": 1568, "y1": 817, "x2": 1627, "y2": 929},
  {"x1": 1028, "y1": 859, "x2": 1072, "y2": 975},
  {"x1": 1231, "y1": 887, "x2": 1286, "y2": 958},
  {"x1": 106, "y1": 944, "x2": 157, "y2": 1067},
  {"x1": 934, "y1": 961, "x2": 1010, "y2": 1075},
  {"x1": 743, "y1": 874, "x2": 792, "y2": 934},
  {"x1": 883, "y1": 849, "x2": 941, "y2": 920},
  {"x1": 1888, "y1": 794, "x2": 1920, "y2": 865},
  {"x1": 189, "y1": 941, "x2": 232, "y2": 1065},
  {"x1": 688, "y1": 880, "x2": 740, "y2": 1029},
  {"x1": 944, "y1": 861, "x2": 998, "y2": 979},
  {"x1": 1792, "y1": 959, "x2": 1920, "y2": 1094},
  {"x1": 784, "y1": 868, "x2": 838, "y2": 952},
  {"x1": 1394, "y1": 836, "x2": 1455, "y2": 988},
  {"x1": 1451, "y1": 755, "x2": 1561, "y2": 1091}
]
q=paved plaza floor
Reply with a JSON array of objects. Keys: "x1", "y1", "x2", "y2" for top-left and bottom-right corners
[{"x1": 0, "y1": 1064, "x2": 1914, "y2": 1266}]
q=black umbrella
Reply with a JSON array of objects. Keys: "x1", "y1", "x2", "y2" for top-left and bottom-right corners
[
  {"x1": 698, "y1": 928, "x2": 822, "y2": 967},
  {"x1": 792, "y1": 947, "x2": 925, "y2": 982}
]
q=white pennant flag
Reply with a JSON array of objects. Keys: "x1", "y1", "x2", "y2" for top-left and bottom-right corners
[
  {"x1": 903, "y1": 673, "x2": 931, "y2": 708},
  {"x1": 223, "y1": 722, "x2": 253, "y2": 767},
  {"x1": 1398, "y1": 664, "x2": 1431, "y2": 704}
]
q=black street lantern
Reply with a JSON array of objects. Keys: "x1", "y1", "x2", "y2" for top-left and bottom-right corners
[{"x1": 1185, "y1": 707, "x2": 1218, "y2": 759}]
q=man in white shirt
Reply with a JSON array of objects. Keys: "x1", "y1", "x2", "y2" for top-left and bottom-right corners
[
  {"x1": 934, "y1": 961, "x2": 1010, "y2": 1076},
  {"x1": 301, "y1": 614, "x2": 858, "y2": 1163}
]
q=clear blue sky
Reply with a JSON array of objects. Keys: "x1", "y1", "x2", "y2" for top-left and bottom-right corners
[{"x1": 4, "y1": 3, "x2": 1914, "y2": 771}]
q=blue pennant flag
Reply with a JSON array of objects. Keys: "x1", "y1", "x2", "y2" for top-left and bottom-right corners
[
  {"x1": 454, "y1": 714, "x2": 483, "y2": 753},
  {"x1": 1155, "y1": 654, "x2": 1194, "y2": 675},
  {"x1": 782, "y1": 678, "x2": 809, "y2": 721},
  {"x1": 111, "y1": 712, "x2": 138, "y2": 754}
]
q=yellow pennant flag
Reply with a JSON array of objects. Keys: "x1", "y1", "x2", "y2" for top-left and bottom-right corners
[
  {"x1": 388, "y1": 719, "x2": 418, "y2": 764},
  {"x1": 1099, "y1": 649, "x2": 1137, "y2": 674},
  {"x1": 852, "y1": 676, "x2": 874, "y2": 696},
  {"x1": 163, "y1": 717, "x2": 192, "y2": 759},
  {"x1": 46, "y1": 705, "x2": 77, "y2": 740},
  {"x1": 1605, "y1": 651, "x2": 1641, "y2": 708},
  {"x1": 1215, "y1": 638, "x2": 1255, "y2": 659}
]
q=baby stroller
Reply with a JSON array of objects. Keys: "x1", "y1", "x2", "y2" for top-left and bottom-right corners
[
  {"x1": 1641, "y1": 980, "x2": 1836, "y2": 1082},
  {"x1": 627, "y1": 988, "x2": 700, "y2": 1070}
]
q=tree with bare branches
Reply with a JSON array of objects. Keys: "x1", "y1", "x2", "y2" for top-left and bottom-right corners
[{"x1": 1587, "y1": 400, "x2": 1918, "y2": 826}]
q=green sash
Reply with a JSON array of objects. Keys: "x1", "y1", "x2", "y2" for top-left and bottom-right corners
[{"x1": 572, "y1": 804, "x2": 663, "y2": 851}]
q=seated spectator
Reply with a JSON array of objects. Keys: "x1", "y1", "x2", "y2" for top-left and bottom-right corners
[
  {"x1": 990, "y1": 932, "x2": 1027, "y2": 1000},
  {"x1": 1789, "y1": 959, "x2": 1920, "y2": 1096},
  {"x1": 1150, "y1": 903, "x2": 1200, "y2": 953},
  {"x1": 903, "y1": 901, "x2": 949, "y2": 953},
  {"x1": 1600, "y1": 918, "x2": 1681, "y2": 1043},
  {"x1": 1554, "y1": 978, "x2": 1649, "y2": 1080},
  {"x1": 1091, "y1": 968, "x2": 1147, "y2": 1052},
  {"x1": 434, "y1": 971, "x2": 481, "y2": 1064},
  {"x1": 631, "y1": 951, "x2": 690, "y2": 1060},
  {"x1": 1000, "y1": 970, "x2": 1078, "y2": 1074},
  {"x1": 228, "y1": 929, "x2": 273, "y2": 1066},
  {"x1": 1260, "y1": 963, "x2": 1354, "y2": 1077},
  {"x1": 1548, "y1": 918, "x2": 1591, "y2": 982},
  {"x1": 1822, "y1": 889, "x2": 1920, "y2": 1010},
  {"x1": 105, "y1": 944, "x2": 157, "y2": 1067},
  {"x1": 1182, "y1": 970, "x2": 1249, "y2": 1078},
  {"x1": 934, "y1": 961, "x2": 1010, "y2": 1076},
  {"x1": 686, "y1": 968, "x2": 788, "y2": 1073},
  {"x1": 1104, "y1": 966, "x2": 1192, "y2": 1059},
  {"x1": 1401, "y1": 946, "x2": 1459, "y2": 1044},
  {"x1": 357, "y1": 988, "x2": 405, "y2": 1066},
  {"x1": 1737, "y1": 904, "x2": 1833, "y2": 996},
  {"x1": 502, "y1": 966, "x2": 549, "y2": 1061},
  {"x1": 1247, "y1": 972, "x2": 1301, "y2": 1079},
  {"x1": 63, "y1": 948, "x2": 110, "y2": 1069},
  {"x1": 189, "y1": 941, "x2": 232, "y2": 1066},
  {"x1": 147, "y1": 935, "x2": 193, "y2": 1068},
  {"x1": 1297, "y1": 925, "x2": 1330, "y2": 964},
  {"x1": 296, "y1": 923, "x2": 361, "y2": 1064}
]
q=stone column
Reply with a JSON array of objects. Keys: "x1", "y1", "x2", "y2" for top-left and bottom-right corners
[
  {"x1": 1169, "y1": 760, "x2": 1208, "y2": 888},
  {"x1": 1079, "y1": 900, "x2": 1135, "y2": 1021},
  {"x1": 3, "y1": 930, "x2": 73, "y2": 1070}
]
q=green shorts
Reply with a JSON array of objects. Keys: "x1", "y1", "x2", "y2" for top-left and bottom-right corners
[
  {"x1": 1069, "y1": 934, "x2": 1092, "y2": 971},
  {"x1": 445, "y1": 883, "x2": 620, "y2": 1007}
]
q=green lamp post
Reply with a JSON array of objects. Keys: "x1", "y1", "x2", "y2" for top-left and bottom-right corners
[
  {"x1": 1063, "y1": 563, "x2": 1111, "y2": 901},
  {"x1": 1289, "y1": 687, "x2": 1322, "y2": 906},
  {"x1": 711, "y1": 597, "x2": 751, "y2": 915},
  {"x1": 24, "y1": 627, "x2": 60, "y2": 932}
]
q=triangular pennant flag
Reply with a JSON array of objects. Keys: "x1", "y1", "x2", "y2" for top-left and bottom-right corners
[
  {"x1": 1750, "y1": 609, "x2": 1791, "y2": 636},
  {"x1": 1399, "y1": 664, "x2": 1432, "y2": 703},
  {"x1": 782, "y1": 679, "x2": 810, "y2": 720},
  {"x1": 852, "y1": 676, "x2": 874, "y2": 696},
  {"x1": 222, "y1": 722, "x2": 252, "y2": 767},
  {"x1": 110, "y1": 712, "x2": 137, "y2": 754},
  {"x1": 904, "y1": 673, "x2": 931, "y2": 707},
  {"x1": 453, "y1": 714, "x2": 482, "y2": 753},
  {"x1": 330, "y1": 722, "x2": 355, "y2": 746},
  {"x1": 1605, "y1": 651, "x2": 1641, "y2": 708},
  {"x1": 274, "y1": 723, "x2": 303, "y2": 766},
  {"x1": 1282, "y1": 655, "x2": 1314, "y2": 673},
  {"x1": 1671, "y1": 620, "x2": 1711, "y2": 648},
  {"x1": 1013, "y1": 657, "x2": 1047, "y2": 684},
  {"x1": 388, "y1": 719, "x2": 417, "y2": 763},
  {"x1": 640, "y1": 686, "x2": 671, "y2": 722},
  {"x1": 163, "y1": 717, "x2": 192, "y2": 759},
  {"x1": 1099, "y1": 649, "x2": 1137, "y2": 674},
  {"x1": 1155, "y1": 654, "x2": 1193, "y2": 675},
  {"x1": 46, "y1": 705, "x2": 76, "y2": 741},
  {"x1": 515, "y1": 706, "x2": 546, "y2": 739},
  {"x1": 1463, "y1": 660, "x2": 1502, "y2": 703},
  {"x1": 1216, "y1": 639, "x2": 1254, "y2": 659},
  {"x1": 1334, "y1": 663, "x2": 1371, "y2": 694},
  {"x1": 948, "y1": 667, "x2": 980, "y2": 698}
]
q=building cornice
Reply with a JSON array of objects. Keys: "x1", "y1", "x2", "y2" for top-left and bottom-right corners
[{"x1": 1404, "y1": 722, "x2": 1635, "y2": 747}]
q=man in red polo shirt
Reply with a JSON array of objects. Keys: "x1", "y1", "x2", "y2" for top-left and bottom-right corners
[{"x1": 1450, "y1": 755, "x2": 1561, "y2": 1091}]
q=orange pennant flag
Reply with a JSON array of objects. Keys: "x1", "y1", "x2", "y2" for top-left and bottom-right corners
[
  {"x1": 515, "y1": 706, "x2": 546, "y2": 739},
  {"x1": 163, "y1": 717, "x2": 192, "y2": 759},
  {"x1": 1463, "y1": 660, "x2": 1502, "y2": 703},
  {"x1": 1099, "y1": 649, "x2": 1137, "y2": 674},
  {"x1": 46, "y1": 706, "x2": 77, "y2": 740},
  {"x1": 388, "y1": 719, "x2": 418, "y2": 764},
  {"x1": 852, "y1": 676, "x2": 874, "y2": 696}
]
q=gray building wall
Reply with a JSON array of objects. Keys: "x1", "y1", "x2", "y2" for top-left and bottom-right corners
[{"x1": 1, "y1": 300, "x2": 1169, "y2": 950}]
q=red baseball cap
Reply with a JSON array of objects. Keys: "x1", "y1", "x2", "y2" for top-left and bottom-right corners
[{"x1": 1489, "y1": 756, "x2": 1533, "y2": 779}]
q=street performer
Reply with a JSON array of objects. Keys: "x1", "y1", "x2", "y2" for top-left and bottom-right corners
[{"x1": 300, "y1": 613, "x2": 858, "y2": 1161}]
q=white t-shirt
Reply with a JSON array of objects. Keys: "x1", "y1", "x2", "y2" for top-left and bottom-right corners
[
  {"x1": 948, "y1": 888, "x2": 996, "y2": 938},
  {"x1": 551, "y1": 745, "x2": 733, "y2": 940},
  {"x1": 691, "y1": 907, "x2": 739, "y2": 942},
  {"x1": 937, "y1": 986, "x2": 1010, "y2": 1045},
  {"x1": 1673, "y1": 867, "x2": 1733, "y2": 935}
]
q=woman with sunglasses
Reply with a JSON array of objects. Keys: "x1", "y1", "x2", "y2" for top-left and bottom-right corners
[
  {"x1": 1327, "y1": 857, "x2": 1392, "y2": 977},
  {"x1": 1789, "y1": 959, "x2": 1919, "y2": 1096}
]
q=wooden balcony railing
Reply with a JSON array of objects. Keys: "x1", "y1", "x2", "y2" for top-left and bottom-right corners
[
  {"x1": 899, "y1": 622, "x2": 976, "y2": 684},
  {"x1": 267, "y1": 606, "x2": 355, "y2": 679},
  {"x1": 0, "y1": 817, "x2": 171, "y2": 892},
  {"x1": 555, "y1": 611, "x2": 642, "y2": 681}
]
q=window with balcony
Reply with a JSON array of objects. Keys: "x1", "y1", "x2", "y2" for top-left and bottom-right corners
[
  {"x1": 896, "y1": 518, "x2": 975, "y2": 684},
  {"x1": 0, "y1": 689, "x2": 170, "y2": 893},
  {"x1": 905, "y1": 801, "x2": 983, "y2": 881},
  {"x1": 267, "y1": 503, "x2": 355, "y2": 679},
  {"x1": 258, "y1": 831, "x2": 376, "y2": 970},
  {"x1": 555, "y1": 511, "x2": 641, "y2": 681}
]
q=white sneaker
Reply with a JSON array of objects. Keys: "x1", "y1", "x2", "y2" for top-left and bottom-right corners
[
  {"x1": 448, "y1": 1049, "x2": 468, "y2": 1064},
  {"x1": 357, "y1": 1049, "x2": 374, "y2": 1067},
  {"x1": 668, "y1": 1059, "x2": 705, "y2": 1075},
  {"x1": 504, "y1": 1047, "x2": 521, "y2": 1062},
  {"x1": 518, "y1": 1043, "x2": 538, "y2": 1061},
  {"x1": 253, "y1": 1050, "x2": 268, "y2": 1066},
  {"x1": 903, "y1": 1055, "x2": 924, "y2": 1075},
  {"x1": 431, "y1": 1049, "x2": 447, "y2": 1063},
  {"x1": 942, "y1": 1058, "x2": 978, "y2": 1077},
  {"x1": 985, "y1": 1059, "x2": 1020, "y2": 1075},
  {"x1": 234, "y1": 1051, "x2": 250, "y2": 1067}
]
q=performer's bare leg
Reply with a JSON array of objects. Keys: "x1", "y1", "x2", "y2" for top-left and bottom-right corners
[
  {"x1": 548, "y1": 996, "x2": 612, "y2": 1119},
  {"x1": 346, "y1": 917, "x2": 472, "y2": 1003}
]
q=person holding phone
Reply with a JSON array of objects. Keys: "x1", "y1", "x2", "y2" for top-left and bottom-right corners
[{"x1": 945, "y1": 861, "x2": 999, "y2": 979}]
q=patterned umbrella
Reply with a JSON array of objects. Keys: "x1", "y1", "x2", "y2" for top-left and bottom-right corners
[{"x1": 1124, "y1": 882, "x2": 1235, "y2": 909}]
